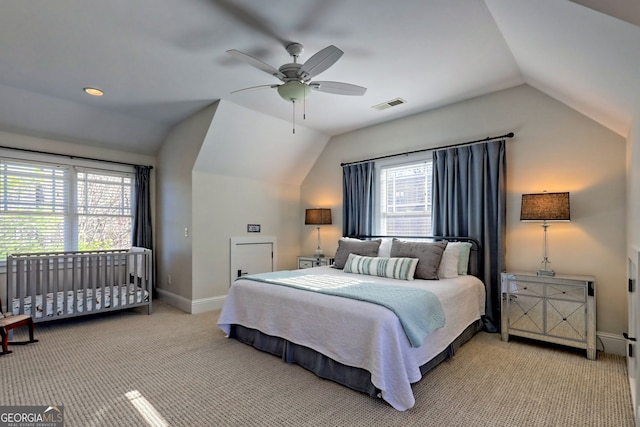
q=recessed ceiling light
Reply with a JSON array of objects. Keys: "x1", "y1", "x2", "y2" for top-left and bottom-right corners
[{"x1": 83, "y1": 87, "x2": 104, "y2": 97}]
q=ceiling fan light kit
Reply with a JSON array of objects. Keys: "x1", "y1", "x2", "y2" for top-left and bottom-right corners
[{"x1": 277, "y1": 81, "x2": 311, "y2": 102}]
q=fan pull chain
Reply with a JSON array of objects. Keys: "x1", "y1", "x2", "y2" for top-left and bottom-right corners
[
  {"x1": 292, "y1": 100, "x2": 296, "y2": 134},
  {"x1": 303, "y1": 89, "x2": 307, "y2": 120}
]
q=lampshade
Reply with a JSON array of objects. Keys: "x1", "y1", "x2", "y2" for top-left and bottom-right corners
[
  {"x1": 305, "y1": 208, "x2": 332, "y2": 225},
  {"x1": 520, "y1": 192, "x2": 570, "y2": 222},
  {"x1": 277, "y1": 81, "x2": 311, "y2": 102}
]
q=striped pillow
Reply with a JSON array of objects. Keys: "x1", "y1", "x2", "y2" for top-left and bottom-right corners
[{"x1": 343, "y1": 254, "x2": 419, "y2": 281}]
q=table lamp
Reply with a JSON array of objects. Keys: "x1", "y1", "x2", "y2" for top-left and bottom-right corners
[
  {"x1": 520, "y1": 192, "x2": 570, "y2": 276},
  {"x1": 305, "y1": 208, "x2": 332, "y2": 257}
]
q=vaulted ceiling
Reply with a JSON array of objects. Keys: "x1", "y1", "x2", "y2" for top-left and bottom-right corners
[{"x1": 0, "y1": 0, "x2": 637, "y2": 155}]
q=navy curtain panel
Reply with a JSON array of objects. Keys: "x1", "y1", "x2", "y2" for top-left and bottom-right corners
[
  {"x1": 342, "y1": 162, "x2": 374, "y2": 237},
  {"x1": 133, "y1": 165, "x2": 153, "y2": 249},
  {"x1": 432, "y1": 140, "x2": 506, "y2": 332}
]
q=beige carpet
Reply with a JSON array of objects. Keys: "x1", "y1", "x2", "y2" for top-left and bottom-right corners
[{"x1": 2, "y1": 301, "x2": 634, "y2": 426}]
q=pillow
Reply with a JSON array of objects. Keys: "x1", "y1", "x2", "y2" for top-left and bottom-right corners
[
  {"x1": 456, "y1": 242, "x2": 473, "y2": 275},
  {"x1": 378, "y1": 238, "x2": 392, "y2": 258},
  {"x1": 343, "y1": 253, "x2": 418, "y2": 281},
  {"x1": 437, "y1": 241, "x2": 473, "y2": 278},
  {"x1": 438, "y1": 242, "x2": 459, "y2": 279},
  {"x1": 390, "y1": 239, "x2": 447, "y2": 280},
  {"x1": 333, "y1": 238, "x2": 382, "y2": 269}
]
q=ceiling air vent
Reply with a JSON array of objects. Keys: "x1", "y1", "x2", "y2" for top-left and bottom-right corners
[{"x1": 372, "y1": 98, "x2": 407, "y2": 111}]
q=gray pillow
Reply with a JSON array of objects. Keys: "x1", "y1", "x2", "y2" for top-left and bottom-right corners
[
  {"x1": 333, "y1": 239, "x2": 382, "y2": 269},
  {"x1": 390, "y1": 239, "x2": 448, "y2": 280}
]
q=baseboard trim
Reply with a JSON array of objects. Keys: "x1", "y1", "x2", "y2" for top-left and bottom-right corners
[
  {"x1": 191, "y1": 296, "x2": 226, "y2": 314},
  {"x1": 598, "y1": 331, "x2": 626, "y2": 356},
  {"x1": 155, "y1": 288, "x2": 192, "y2": 313},
  {"x1": 155, "y1": 288, "x2": 226, "y2": 314}
]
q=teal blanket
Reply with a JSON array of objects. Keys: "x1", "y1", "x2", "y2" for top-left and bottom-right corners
[{"x1": 242, "y1": 270, "x2": 446, "y2": 348}]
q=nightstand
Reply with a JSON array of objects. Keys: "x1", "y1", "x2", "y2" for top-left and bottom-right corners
[
  {"x1": 297, "y1": 256, "x2": 334, "y2": 269},
  {"x1": 501, "y1": 272, "x2": 596, "y2": 360}
]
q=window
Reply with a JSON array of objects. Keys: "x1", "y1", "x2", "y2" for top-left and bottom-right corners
[
  {"x1": 76, "y1": 169, "x2": 133, "y2": 251},
  {"x1": 0, "y1": 157, "x2": 134, "y2": 261},
  {"x1": 374, "y1": 155, "x2": 433, "y2": 236}
]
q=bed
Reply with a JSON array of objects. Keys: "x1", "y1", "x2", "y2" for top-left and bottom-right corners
[
  {"x1": 217, "y1": 236, "x2": 485, "y2": 411},
  {"x1": 7, "y1": 247, "x2": 153, "y2": 322}
]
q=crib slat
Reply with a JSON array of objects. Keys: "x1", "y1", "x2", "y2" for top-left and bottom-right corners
[
  {"x1": 89, "y1": 255, "x2": 94, "y2": 313},
  {"x1": 29, "y1": 258, "x2": 37, "y2": 318},
  {"x1": 109, "y1": 253, "x2": 115, "y2": 311},
  {"x1": 62, "y1": 254, "x2": 69, "y2": 317},
  {"x1": 52, "y1": 255, "x2": 59, "y2": 318}
]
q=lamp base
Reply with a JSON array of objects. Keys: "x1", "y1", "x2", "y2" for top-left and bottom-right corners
[
  {"x1": 314, "y1": 248, "x2": 325, "y2": 257},
  {"x1": 537, "y1": 269, "x2": 555, "y2": 277}
]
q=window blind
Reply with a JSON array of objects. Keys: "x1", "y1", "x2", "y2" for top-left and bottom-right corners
[
  {"x1": 0, "y1": 158, "x2": 134, "y2": 260},
  {"x1": 0, "y1": 159, "x2": 69, "y2": 257},
  {"x1": 378, "y1": 160, "x2": 433, "y2": 236}
]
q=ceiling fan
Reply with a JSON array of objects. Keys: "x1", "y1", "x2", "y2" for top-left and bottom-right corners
[{"x1": 227, "y1": 42, "x2": 367, "y2": 103}]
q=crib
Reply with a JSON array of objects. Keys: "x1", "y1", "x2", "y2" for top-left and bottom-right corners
[{"x1": 6, "y1": 247, "x2": 152, "y2": 322}]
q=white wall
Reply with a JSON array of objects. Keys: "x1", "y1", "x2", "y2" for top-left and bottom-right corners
[
  {"x1": 189, "y1": 101, "x2": 330, "y2": 312},
  {"x1": 157, "y1": 99, "x2": 330, "y2": 313},
  {"x1": 156, "y1": 103, "x2": 218, "y2": 306},
  {"x1": 191, "y1": 171, "x2": 301, "y2": 308},
  {"x1": 629, "y1": 113, "x2": 640, "y2": 254},
  {"x1": 301, "y1": 84, "x2": 627, "y2": 339}
]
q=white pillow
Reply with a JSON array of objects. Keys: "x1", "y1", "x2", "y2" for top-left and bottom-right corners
[
  {"x1": 343, "y1": 253, "x2": 419, "y2": 281},
  {"x1": 438, "y1": 243, "x2": 460, "y2": 279},
  {"x1": 438, "y1": 242, "x2": 473, "y2": 278},
  {"x1": 456, "y1": 242, "x2": 473, "y2": 275},
  {"x1": 378, "y1": 238, "x2": 392, "y2": 258}
]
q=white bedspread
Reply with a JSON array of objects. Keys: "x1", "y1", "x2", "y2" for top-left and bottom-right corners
[{"x1": 217, "y1": 266, "x2": 485, "y2": 411}]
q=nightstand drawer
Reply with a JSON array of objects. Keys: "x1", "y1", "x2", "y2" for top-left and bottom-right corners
[
  {"x1": 546, "y1": 284, "x2": 585, "y2": 302},
  {"x1": 506, "y1": 279, "x2": 545, "y2": 297},
  {"x1": 297, "y1": 256, "x2": 334, "y2": 269},
  {"x1": 298, "y1": 259, "x2": 314, "y2": 269}
]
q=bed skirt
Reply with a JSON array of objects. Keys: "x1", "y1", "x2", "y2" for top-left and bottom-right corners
[{"x1": 229, "y1": 319, "x2": 483, "y2": 399}]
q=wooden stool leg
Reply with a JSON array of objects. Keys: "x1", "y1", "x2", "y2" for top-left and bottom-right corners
[
  {"x1": 1, "y1": 328, "x2": 11, "y2": 355},
  {"x1": 28, "y1": 319, "x2": 37, "y2": 344}
]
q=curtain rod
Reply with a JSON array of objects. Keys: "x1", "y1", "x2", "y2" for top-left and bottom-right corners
[
  {"x1": 340, "y1": 132, "x2": 514, "y2": 167},
  {"x1": 0, "y1": 145, "x2": 153, "y2": 169}
]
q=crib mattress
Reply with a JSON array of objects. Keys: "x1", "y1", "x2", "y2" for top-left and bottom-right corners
[{"x1": 11, "y1": 284, "x2": 149, "y2": 318}]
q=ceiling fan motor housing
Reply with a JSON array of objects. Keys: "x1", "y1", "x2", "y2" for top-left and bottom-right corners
[{"x1": 279, "y1": 63, "x2": 308, "y2": 82}]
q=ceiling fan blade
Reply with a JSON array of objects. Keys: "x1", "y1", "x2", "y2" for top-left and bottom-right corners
[
  {"x1": 298, "y1": 45, "x2": 343, "y2": 80},
  {"x1": 309, "y1": 81, "x2": 367, "y2": 96},
  {"x1": 210, "y1": 0, "x2": 289, "y2": 46},
  {"x1": 230, "y1": 84, "x2": 280, "y2": 94},
  {"x1": 227, "y1": 49, "x2": 286, "y2": 80}
]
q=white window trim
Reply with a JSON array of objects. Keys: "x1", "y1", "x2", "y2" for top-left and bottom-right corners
[{"x1": 373, "y1": 151, "x2": 433, "y2": 236}]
